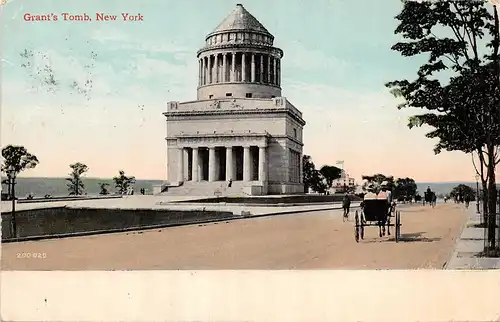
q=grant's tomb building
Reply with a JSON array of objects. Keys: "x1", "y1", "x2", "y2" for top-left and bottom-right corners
[{"x1": 162, "y1": 4, "x2": 305, "y2": 196}]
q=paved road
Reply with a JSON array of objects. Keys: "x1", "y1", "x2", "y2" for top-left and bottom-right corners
[{"x1": 1, "y1": 203, "x2": 467, "y2": 270}]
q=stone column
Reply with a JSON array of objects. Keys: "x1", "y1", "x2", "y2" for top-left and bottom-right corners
[
  {"x1": 277, "y1": 60, "x2": 281, "y2": 86},
  {"x1": 177, "y1": 147, "x2": 184, "y2": 182},
  {"x1": 200, "y1": 58, "x2": 204, "y2": 85},
  {"x1": 183, "y1": 148, "x2": 189, "y2": 180},
  {"x1": 231, "y1": 52, "x2": 236, "y2": 82},
  {"x1": 192, "y1": 147, "x2": 199, "y2": 182},
  {"x1": 226, "y1": 147, "x2": 233, "y2": 181},
  {"x1": 273, "y1": 57, "x2": 277, "y2": 85},
  {"x1": 214, "y1": 54, "x2": 219, "y2": 83},
  {"x1": 222, "y1": 53, "x2": 227, "y2": 82},
  {"x1": 243, "y1": 146, "x2": 251, "y2": 182},
  {"x1": 267, "y1": 55, "x2": 271, "y2": 84},
  {"x1": 206, "y1": 56, "x2": 209, "y2": 84},
  {"x1": 260, "y1": 54, "x2": 264, "y2": 83},
  {"x1": 208, "y1": 147, "x2": 216, "y2": 182},
  {"x1": 251, "y1": 54, "x2": 255, "y2": 82},
  {"x1": 259, "y1": 146, "x2": 267, "y2": 182},
  {"x1": 207, "y1": 56, "x2": 211, "y2": 84},
  {"x1": 241, "y1": 53, "x2": 246, "y2": 82},
  {"x1": 203, "y1": 58, "x2": 207, "y2": 85}
]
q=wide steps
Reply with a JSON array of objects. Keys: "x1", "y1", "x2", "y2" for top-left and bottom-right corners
[{"x1": 160, "y1": 181, "x2": 246, "y2": 197}]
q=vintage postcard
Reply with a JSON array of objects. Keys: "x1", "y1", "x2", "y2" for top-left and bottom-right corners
[{"x1": 1, "y1": 0, "x2": 500, "y2": 320}]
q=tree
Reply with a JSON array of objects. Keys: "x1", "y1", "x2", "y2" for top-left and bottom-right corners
[
  {"x1": 361, "y1": 174, "x2": 395, "y2": 194},
  {"x1": 450, "y1": 184, "x2": 476, "y2": 201},
  {"x1": 113, "y1": 170, "x2": 136, "y2": 195},
  {"x1": 66, "y1": 162, "x2": 88, "y2": 196},
  {"x1": 99, "y1": 183, "x2": 110, "y2": 195},
  {"x1": 386, "y1": 1, "x2": 500, "y2": 249},
  {"x1": 1, "y1": 145, "x2": 39, "y2": 238},
  {"x1": 312, "y1": 172, "x2": 328, "y2": 194},
  {"x1": 319, "y1": 165, "x2": 342, "y2": 188},
  {"x1": 1, "y1": 145, "x2": 39, "y2": 199},
  {"x1": 302, "y1": 155, "x2": 329, "y2": 193},
  {"x1": 393, "y1": 177, "x2": 418, "y2": 200},
  {"x1": 302, "y1": 155, "x2": 317, "y2": 193}
]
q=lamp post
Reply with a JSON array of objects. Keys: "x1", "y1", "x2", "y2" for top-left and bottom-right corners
[
  {"x1": 6, "y1": 165, "x2": 17, "y2": 238},
  {"x1": 475, "y1": 173, "x2": 480, "y2": 214}
]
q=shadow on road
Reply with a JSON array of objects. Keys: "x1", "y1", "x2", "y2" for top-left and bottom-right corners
[{"x1": 363, "y1": 232, "x2": 442, "y2": 243}]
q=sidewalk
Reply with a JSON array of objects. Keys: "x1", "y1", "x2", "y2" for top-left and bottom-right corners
[
  {"x1": 1, "y1": 195, "x2": 360, "y2": 217},
  {"x1": 446, "y1": 205, "x2": 500, "y2": 269}
]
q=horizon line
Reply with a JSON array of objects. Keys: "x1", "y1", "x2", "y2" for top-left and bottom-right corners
[{"x1": 2, "y1": 176, "x2": 482, "y2": 184}]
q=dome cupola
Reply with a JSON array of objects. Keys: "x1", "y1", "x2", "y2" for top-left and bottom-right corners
[{"x1": 196, "y1": 4, "x2": 283, "y2": 100}]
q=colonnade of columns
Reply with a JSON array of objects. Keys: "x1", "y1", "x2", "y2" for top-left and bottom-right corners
[
  {"x1": 198, "y1": 52, "x2": 281, "y2": 87},
  {"x1": 177, "y1": 145, "x2": 267, "y2": 183}
]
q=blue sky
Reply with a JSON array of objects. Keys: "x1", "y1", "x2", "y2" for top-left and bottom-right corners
[{"x1": 1, "y1": 0, "x2": 495, "y2": 181}]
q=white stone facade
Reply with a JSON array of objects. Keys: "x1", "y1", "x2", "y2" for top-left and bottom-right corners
[{"x1": 163, "y1": 4, "x2": 305, "y2": 195}]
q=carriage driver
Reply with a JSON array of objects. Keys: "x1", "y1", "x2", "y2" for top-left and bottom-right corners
[{"x1": 379, "y1": 181, "x2": 393, "y2": 216}]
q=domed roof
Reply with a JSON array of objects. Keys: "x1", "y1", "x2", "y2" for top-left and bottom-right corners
[{"x1": 208, "y1": 4, "x2": 272, "y2": 37}]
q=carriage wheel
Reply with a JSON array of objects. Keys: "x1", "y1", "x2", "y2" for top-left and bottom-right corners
[
  {"x1": 360, "y1": 220, "x2": 364, "y2": 239},
  {"x1": 354, "y1": 211, "x2": 360, "y2": 243},
  {"x1": 395, "y1": 211, "x2": 401, "y2": 243}
]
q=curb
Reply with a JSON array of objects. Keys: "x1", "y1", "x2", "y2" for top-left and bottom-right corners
[
  {"x1": 17, "y1": 195, "x2": 123, "y2": 204},
  {"x1": 444, "y1": 207, "x2": 480, "y2": 269},
  {"x1": 1, "y1": 205, "x2": 358, "y2": 243},
  {"x1": 165, "y1": 202, "x2": 362, "y2": 207}
]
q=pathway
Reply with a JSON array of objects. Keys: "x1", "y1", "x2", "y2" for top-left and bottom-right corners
[{"x1": 2, "y1": 203, "x2": 467, "y2": 270}]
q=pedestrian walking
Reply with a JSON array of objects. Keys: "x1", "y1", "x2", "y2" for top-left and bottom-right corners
[{"x1": 342, "y1": 193, "x2": 351, "y2": 221}]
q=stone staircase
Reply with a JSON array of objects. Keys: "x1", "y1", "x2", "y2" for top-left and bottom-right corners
[{"x1": 159, "y1": 181, "x2": 250, "y2": 197}]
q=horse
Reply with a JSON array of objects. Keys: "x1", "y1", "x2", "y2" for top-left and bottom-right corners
[
  {"x1": 431, "y1": 192, "x2": 437, "y2": 207},
  {"x1": 360, "y1": 194, "x2": 393, "y2": 238},
  {"x1": 424, "y1": 191, "x2": 435, "y2": 206}
]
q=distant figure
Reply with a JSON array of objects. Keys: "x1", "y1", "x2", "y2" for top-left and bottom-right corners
[
  {"x1": 444, "y1": 196, "x2": 448, "y2": 203},
  {"x1": 228, "y1": 178, "x2": 232, "y2": 188},
  {"x1": 459, "y1": 194, "x2": 464, "y2": 203},
  {"x1": 464, "y1": 195, "x2": 470, "y2": 208},
  {"x1": 342, "y1": 194, "x2": 351, "y2": 221}
]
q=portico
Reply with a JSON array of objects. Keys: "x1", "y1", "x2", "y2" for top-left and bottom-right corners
[{"x1": 176, "y1": 134, "x2": 268, "y2": 183}]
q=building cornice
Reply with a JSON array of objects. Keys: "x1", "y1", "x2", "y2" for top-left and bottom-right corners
[
  {"x1": 197, "y1": 44, "x2": 283, "y2": 58},
  {"x1": 165, "y1": 133, "x2": 304, "y2": 147},
  {"x1": 163, "y1": 108, "x2": 306, "y2": 126},
  {"x1": 206, "y1": 29, "x2": 273, "y2": 41},
  {"x1": 196, "y1": 81, "x2": 281, "y2": 91}
]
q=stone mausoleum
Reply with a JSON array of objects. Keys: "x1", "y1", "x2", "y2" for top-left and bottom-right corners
[{"x1": 162, "y1": 4, "x2": 305, "y2": 196}]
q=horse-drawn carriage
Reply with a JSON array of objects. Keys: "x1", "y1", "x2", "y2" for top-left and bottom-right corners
[
  {"x1": 354, "y1": 193, "x2": 402, "y2": 242},
  {"x1": 423, "y1": 190, "x2": 436, "y2": 207}
]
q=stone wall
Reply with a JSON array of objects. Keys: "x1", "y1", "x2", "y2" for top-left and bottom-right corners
[
  {"x1": 197, "y1": 83, "x2": 281, "y2": 100},
  {"x1": 167, "y1": 113, "x2": 288, "y2": 138},
  {"x1": 267, "y1": 139, "x2": 289, "y2": 183},
  {"x1": 1, "y1": 207, "x2": 234, "y2": 240}
]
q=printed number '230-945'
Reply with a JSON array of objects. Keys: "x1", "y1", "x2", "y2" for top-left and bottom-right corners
[{"x1": 17, "y1": 252, "x2": 47, "y2": 259}]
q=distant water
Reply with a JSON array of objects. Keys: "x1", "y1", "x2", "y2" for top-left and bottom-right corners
[
  {"x1": 417, "y1": 182, "x2": 500, "y2": 197},
  {"x1": 1, "y1": 177, "x2": 497, "y2": 198},
  {"x1": 1, "y1": 177, "x2": 164, "y2": 197}
]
